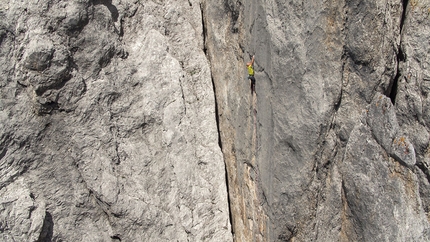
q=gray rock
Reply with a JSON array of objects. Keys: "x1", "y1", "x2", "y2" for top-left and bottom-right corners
[
  {"x1": 0, "y1": 178, "x2": 48, "y2": 242},
  {"x1": 367, "y1": 93, "x2": 416, "y2": 167},
  {"x1": 342, "y1": 118, "x2": 428, "y2": 241},
  {"x1": 394, "y1": 0, "x2": 430, "y2": 232},
  {"x1": 1, "y1": 0, "x2": 231, "y2": 241},
  {"x1": 204, "y1": 0, "x2": 430, "y2": 241},
  {"x1": 3, "y1": 0, "x2": 430, "y2": 241}
]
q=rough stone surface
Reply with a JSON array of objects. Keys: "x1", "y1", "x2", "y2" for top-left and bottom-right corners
[
  {"x1": 3, "y1": 0, "x2": 430, "y2": 241},
  {"x1": 342, "y1": 95, "x2": 427, "y2": 241},
  {"x1": 0, "y1": 178, "x2": 48, "y2": 242},
  {"x1": 396, "y1": 0, "x2": 430, "y2": 221},
  {"x1": 204, "y1": 0, "x2": 430, "y2": 241},
  {"x1": 368, "y1": 93, "x2": 416, "y2": 167},
  {"x1": 0, "y1": 0, "x2": 231, "y2": 241}
]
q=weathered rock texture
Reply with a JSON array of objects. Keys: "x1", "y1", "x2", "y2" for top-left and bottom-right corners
[
  {"x1": 3, "y1": 0, "x2": 430, "y2": 241},
  {"x1": 203, "y1": 0, "x2": 430, "y2": 241},
  {"x1": 1, "y1": 0, "x2": 231, "y2": 241}
]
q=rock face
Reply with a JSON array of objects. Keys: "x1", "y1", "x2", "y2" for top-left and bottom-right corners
[
  {"x1": 2, "y1": 0, "x2": 430, "y2": 241},
  {"x1": 203, "y1": 0, "x2": 430, "y2": 241},
  {"x1": 1, "y1": 0, "x2": 231, "y2": 241}
]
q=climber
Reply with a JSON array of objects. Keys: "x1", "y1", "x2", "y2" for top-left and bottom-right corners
[{"x1": 246, "y1": 55, "x2": 256, "y2": 93}]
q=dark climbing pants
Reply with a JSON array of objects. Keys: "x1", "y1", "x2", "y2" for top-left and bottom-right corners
[{"x1": 249, "y1": 75, "x2": 256, "y2": 92}]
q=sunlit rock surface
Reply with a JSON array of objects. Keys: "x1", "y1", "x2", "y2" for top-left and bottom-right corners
[{"x1": 0, "y1": 1, "x2": 231, "y2": 241}]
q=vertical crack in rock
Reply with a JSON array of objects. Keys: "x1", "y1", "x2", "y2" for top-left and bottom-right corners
[
  {"x1": 388, "y1": 0, "x2": 408, "y2": 104},
  {"x1": 203, "y1": 2, "x2": 268, "y2": 240},
  {"x1": 390, "y1": 45, "x2": 405, "y2": 105},
  {"x1": 387, "y1": 55, "x2": 402, "y2": 105},
  {"x1": 417, "y1": 162, "x2": 430, "y2": 183},
  {"x1": 200, "y1": 3, "x2": 208, "y2": 56},
  {"x1": 390, "y1": 68, "x2": 400, "y2": 104},
  {"x1": 200, "y1": 2, "x2": 233, "y2": 235},
  {"x1": 399, "y1": 0, "x2": 409, "y2": 32},
  {"x1": 210, "y1": 69, "x2": 233, "y2": 232},
  {"x1": 178, "y1": 77, "x2": 187, "y2": 115}
]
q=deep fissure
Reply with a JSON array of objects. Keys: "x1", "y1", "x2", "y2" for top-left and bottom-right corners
[
  {"x1": 417, "y1": 162, "x2": 430, "y2": 184},
  {"x1": 200, "y1": 4, "x2": 222, "y2": 150},
  {"x1": 200, "y1": 2, "x2": 233, "y2": 235},
  {"x1": 200, "y1": 3, "x2": 208, "y2": 55},
  {"x1": 400, "y1": 0, "x2": 409, "y2": 31},
  {"x1": 390, "y1": 65, "x2": 400, "y2": 104},
  {"x1": 389, "y1": 0, "x2": 408, "y2": 104}
]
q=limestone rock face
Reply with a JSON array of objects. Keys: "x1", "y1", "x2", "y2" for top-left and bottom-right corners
[
  {"x1": 342, "y1": 94, "x2": 426, "y2": 241},
  {"x1": 0, "y1": 0, "x2": 231, "y2": 241},
  {"x1": 396, "y1": 0, "x2": 430, "y2": 221},
  {"x1": 204, "y1": 0, "x2": 430, "y2": 241},
  {"x1": 0, "y1": 179, "x2": 48, "y2": 242},
  {"x1": 3, "y1": 0, "x2": 430, "y2": 241}
]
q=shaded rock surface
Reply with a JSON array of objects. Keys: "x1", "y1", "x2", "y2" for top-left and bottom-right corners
[{"x1": 204, "y1": 0, "x2": 430, "y2": 241}]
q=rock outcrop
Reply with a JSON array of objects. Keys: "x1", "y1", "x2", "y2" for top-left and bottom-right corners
[
  {"x1": 1, "y1": 0, "x2": 231, "y2": 241},
  {"x1": 2, "y1": 0, "x2": 430, "y2": 241}
]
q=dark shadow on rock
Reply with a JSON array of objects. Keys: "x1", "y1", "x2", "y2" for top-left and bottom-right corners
[
  {"x1": 37, "y1": 211, "x2": 54, "y2": 242},
  {"x1": 93, "y1": 0, "x2": 119, "y2": 22}
]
